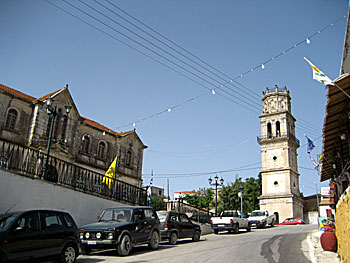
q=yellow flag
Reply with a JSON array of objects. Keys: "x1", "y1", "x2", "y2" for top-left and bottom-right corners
[{"x1": 102, "y1": 155, "x2": 118, "y2": 189}]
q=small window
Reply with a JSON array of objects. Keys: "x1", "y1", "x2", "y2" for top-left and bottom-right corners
[
  {"x1": 126, "y1": 150, "x2": 132, "y2": 166},
  {"x1": 179, "y1": 214, "x2": 189, "y2": 223},
  {"x1": 276, "y1": 121, "x2": 281, "y2": 137},
  {"x1": 82, "y1": 135, "x2": 90, "y2": 154},
  {"x1": 134, "y1": 210, "x2": 145, "y2": 221},
  {"x1": 97, "y1": 141, "x2": 106, "y2": 159},
  {"x1": 145, "y1": 209, "x2": 156, "y2": 219},
  {"x1": 17, "y1": 213, "x2": 40, "y2": 232},
  {"x1": 5, "y1": 109, "x2": 18, "y2": 130},
  {"x1": 42, "y1": 212, "x2": 64, "y2": 230},
  {"x1": 62, "y1": 213, "x2": 74, "y2": 228},
  {"x1": 267, "y1": 122, "x2": 272, "y2": 138}
]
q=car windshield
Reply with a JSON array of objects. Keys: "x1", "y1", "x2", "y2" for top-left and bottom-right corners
[
  {"x1": 250, "y1": 211, "x2": 265, "y2": 217},
  {"x1": 220, "y1": 211, "x2": 238, "y2": 217},
  {"x1": 99, "y1": 209, "x2": 132, "y2": 222},
  {"x1": 157, "y1": 212, "x2": 168, "y2": 222},
  {"x1": 0, "y1": 213, "x2": 19, "y2": 231}
]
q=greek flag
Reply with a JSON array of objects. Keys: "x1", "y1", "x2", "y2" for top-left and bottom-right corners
[{"x1": 148, "y1": 170, "x2": 153, "y2": 207}]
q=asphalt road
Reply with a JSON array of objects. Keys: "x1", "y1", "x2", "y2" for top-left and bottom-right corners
[{"x1": 77, "y1": 224, "x2": 317, "y2": 263}]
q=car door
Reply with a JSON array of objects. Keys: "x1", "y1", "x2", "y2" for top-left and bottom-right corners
[
  {"x1": 6, "y1": 212, "x2": 45, "y2": 261},
  {"x1": 133, "y1": 209, "x2": 149, "y2": 242},
  {"x1": 40, "y1": 211, "x2": 67, "y2": 256},
  {"x1": 178, "y1": 214, "x2": 194, "y2": 238}
]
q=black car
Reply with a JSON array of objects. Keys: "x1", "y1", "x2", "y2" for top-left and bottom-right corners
[
  {"x1": 79, "y1": 206, "x2": 160, "y2": 256},
  {"x1": 0, "y1": 209, "x2": 79, "y2": 263},
  {"x1": 156, "y1": 211, "x2": 201, "y2": 245}
]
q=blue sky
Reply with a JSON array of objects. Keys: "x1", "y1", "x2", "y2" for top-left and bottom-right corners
[{"x1": 0, "y1": 0, "x2": 348, "y2": 198}]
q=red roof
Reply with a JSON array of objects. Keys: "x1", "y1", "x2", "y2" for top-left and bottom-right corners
[
  {"x1": 0, "y1": 84, "x2": 36, "y2": 101},
  {"x1": 82, "y1": 117, "x2": 134, "y2": 136},
  {"x1": 1, "y1": 83, "x2": 134, "y2": 137}
]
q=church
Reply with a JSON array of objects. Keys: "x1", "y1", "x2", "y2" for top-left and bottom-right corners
[{"x1": 0, "y1": 83, "x2": 147, "y2": 187}]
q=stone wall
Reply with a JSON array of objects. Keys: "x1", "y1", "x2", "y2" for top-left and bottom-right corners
[
  {"x1": 336, "y1": 187, "x2": 350, "y2": 262},
  {"x1": 0, "y1": 169, "x2": 130, "y2": 227}
]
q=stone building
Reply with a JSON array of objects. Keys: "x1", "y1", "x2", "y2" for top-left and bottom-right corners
[
  {"x1": 257, "y1": 86, "x2": 304, "y2": 222},
  {"x1": 0, "y1": 83, "x2": 147, "y2": 187}
]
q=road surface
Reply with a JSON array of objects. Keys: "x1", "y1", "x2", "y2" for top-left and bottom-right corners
[{"x1": 77, "y1": 224, "x2": 316, "y2": 263}]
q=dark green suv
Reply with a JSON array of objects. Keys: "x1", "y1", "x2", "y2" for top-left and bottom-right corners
[{"x1": 79, "y1": 206, "x2": 160, "y2": 256}]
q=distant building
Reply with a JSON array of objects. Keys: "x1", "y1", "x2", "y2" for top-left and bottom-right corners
[
  {"x1": 0, "y1": 84, "x2": 147, "y2": 186},
  {"x1": 173, "y1": 191, "x2": 195, "y2": 201},
  {"x1": 143, "y1": 185, "x2": 165, "y2": 199}
]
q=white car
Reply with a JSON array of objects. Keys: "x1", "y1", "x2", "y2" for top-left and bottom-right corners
[{"x1": 210, "y1": 210, "x2": 251, "y2": 234}]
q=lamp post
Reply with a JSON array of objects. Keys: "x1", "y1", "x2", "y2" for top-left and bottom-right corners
[
  {"x1": 208, "y1": 175, "x2": 224, "y2": 216},
  {"x1": 238, "y1": 186, "x2": 244, "y2": 213},
  {"x1": 41, "y1": 97, "x2": 71, "y2": 180}
]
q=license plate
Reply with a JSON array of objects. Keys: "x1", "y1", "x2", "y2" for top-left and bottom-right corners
[
  {"x1": 87, "y1": 241, "x2": 96, "y2": 245},
  {"x1": 219, "y1": 225, "x2": 225, "y2": 227}
]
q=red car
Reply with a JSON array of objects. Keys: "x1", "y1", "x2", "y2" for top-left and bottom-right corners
[{"x1": 277, "y1": 217, "x2": 305, "y2": 225}]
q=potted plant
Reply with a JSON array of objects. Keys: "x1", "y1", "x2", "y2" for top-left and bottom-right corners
[
  {"x1": 320, "y1": 218, "x2": 337, "y2": 252},
  {"x1": 329, "y1": 180, "x2": 335, "y2": 190}
]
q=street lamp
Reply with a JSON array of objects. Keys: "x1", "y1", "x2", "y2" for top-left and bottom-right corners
[
  {"x1": 41, "y1": 97, "x2": 71, "y2": 180},
  {"x1": 208, "y1": 175, "x2": 224, "y2": 216},
  {"x1": 238, "y1": 186, "x2": 244, "y2": 213}
]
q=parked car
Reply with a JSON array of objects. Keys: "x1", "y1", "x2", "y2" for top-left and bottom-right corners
[
  {"x1": 210, "y1": 210, "x2": 251, "y2": 234},
  {"x1": 156, "y1": 211, "x2": 201, "y2": 244},
  {"x1": 277, "y1": 217, "x2": 305, "y2": 225},
  {"x1": 248, "y1": 210, "x2": 276, "y2": 228},
  {"x1": 79, "y1": 206, "x2": 160, "y2": 256},
  {"x1": 0, "y1": 209, "x2": 79, "y2": 263}
]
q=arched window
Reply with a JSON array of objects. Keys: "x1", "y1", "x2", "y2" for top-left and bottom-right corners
[
  {"x1": 97, "y1": 141, "x2": 106, "y2": 159},
  {"x1": 5, "y1": 109, "x2": 18, "y2": 130},
  {"x1": 126, "y1": 150, "x2": 133, "y2": 166},
  {"x1": 267, "y1": 122, "x2": 272, "y2": 138},
  {"x1": 82, "y1": 135, "x2": 90, "y2": 154},
  {"x1": 276, "y1": 121, "x2": 281, "y2": 137}
]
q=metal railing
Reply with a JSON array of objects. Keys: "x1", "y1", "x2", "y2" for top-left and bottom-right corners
[
  {"x1": 257, "y1": 132, "x2": 300, "y2": 145},
  {"x1": 159, "y1": 200, "x2": 215, "y2": 224},
  {"x1": 0, "y1": 138, "x2": 147, "y2": 206}
]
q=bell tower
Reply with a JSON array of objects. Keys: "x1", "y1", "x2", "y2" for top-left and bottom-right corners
[{"x1": 258, "y1": 85, "x2": 303, "y2": 222}]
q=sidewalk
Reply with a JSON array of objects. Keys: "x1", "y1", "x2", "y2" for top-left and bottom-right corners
[{"x1": 306, "y1": 230, "x2": 341, "y2": 263}]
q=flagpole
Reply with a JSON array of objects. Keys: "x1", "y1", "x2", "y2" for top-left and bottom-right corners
[
  {"x1": 332, "y1": 83, "x2": 350, "y2": 99},
  {"x1": 112, "y1": 154, "x2": 119, "y2": 199}
]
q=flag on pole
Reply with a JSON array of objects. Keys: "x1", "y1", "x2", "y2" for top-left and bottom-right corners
[
  {"x1": 102, "y1": 155, "x2": 118, "y2": 189},
  {"x1": 303, "y1": 57, "x2": 333, "y2": 85},
  {"x1": 305, "y1": 135, "x2": 315, "y2": 154},
  {"x1": 148, "y1": 170, "x2": 153, "y2": 207}
]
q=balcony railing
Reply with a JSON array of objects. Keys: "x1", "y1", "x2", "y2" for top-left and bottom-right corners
[
  {"x1": 257, "y1": 132, "x2": 300, "y2": 145},
  {"x1": 0, "y1": 138, "x2": 147, "y2": 206}
]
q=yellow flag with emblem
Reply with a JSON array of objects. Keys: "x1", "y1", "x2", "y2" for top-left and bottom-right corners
[{"x1": 102, "y1": 155, "x2": 118, "y2": 189}]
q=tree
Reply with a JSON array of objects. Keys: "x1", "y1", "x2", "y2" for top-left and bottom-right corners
[
  {"x1": 183, "y1": 188, "x2": 214, "y2": 210},
  {"x1": 218, "y1": 174, "x2": 262, "y2": 214},
  {"x1": 150, "y1": 195, "x2": 166, "y2": 211}
]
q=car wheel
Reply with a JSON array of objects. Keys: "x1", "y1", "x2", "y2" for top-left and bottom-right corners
[
  {"x1": 246, "y1": 224, "x2": 251, "y2": 232},
  {"x1": 214, "y1": 229, "x2": 219, "y2": 234},
  {"x1": 148, "y1": 231, "x2": 160, "y2": 250},
  {"x1": 0, "y1": 252, "x2": 7, "y2": 263},
  {"x1": 61, "y1": 243, "x2": 77, "y2": 263},
  {"x1": 169, "y1": 232, "x2": 178, "y2": 245},
  {"x1": 192, "y1": 231, "x2": 200, "y2": 242},
  {"x1": 118, "y1": 234, "x2": 132, "y2": 256},
  {"x1": 233, "y1": 224, "x2": 239, "y2": 234},
  {"x1": 81, "y1": 245, "x2": 92, "y2": 255},
  {"x1": 270, "y1": 220, "x2": 275, "y2": 227}
]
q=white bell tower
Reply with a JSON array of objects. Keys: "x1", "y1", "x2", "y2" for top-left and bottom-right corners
[{"x1": 258, "y1": 86, "x2": 303, "y2": 222}]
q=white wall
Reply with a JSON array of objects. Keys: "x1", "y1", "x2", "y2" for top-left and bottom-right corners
[{"x1": 0, "y1": 170, "x2": 130, "y2": 226}]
